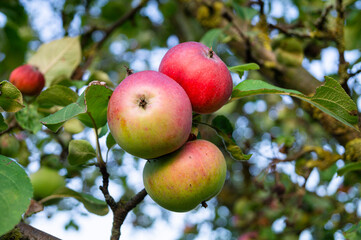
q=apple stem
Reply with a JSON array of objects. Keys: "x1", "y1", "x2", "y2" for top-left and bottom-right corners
[
  {"x1": 207, "y1": 47, "x2": 214, "y2": 58},
  {"x1": 187, "y1": 133, "x2": 197, "y2": 141},
  {"x1": 201, "y1": 201, "x2": 208, "y2": 208},
  {"x1": 124, "y1": 66, "x2": 134, "y2": 76},
  {"x1": 31, "y1": 65, "x2": 40, "y2": 72}
]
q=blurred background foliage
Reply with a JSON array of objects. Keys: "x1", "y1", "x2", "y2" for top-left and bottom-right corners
[{"x1": 1, "y1": 0, "x2": 361, "y2": 239}]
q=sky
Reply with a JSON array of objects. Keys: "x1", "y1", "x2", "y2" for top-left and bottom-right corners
[{"x1": 2, "y1": 0, "x2": 361, "y2": 239}]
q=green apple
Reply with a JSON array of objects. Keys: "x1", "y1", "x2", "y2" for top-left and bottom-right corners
[
  {"x1": 30, "y1": 167, "x2": 66, "y2": 200},
  {"x1": 143, "y1": 139, "x2": 227, "y2": 212}
]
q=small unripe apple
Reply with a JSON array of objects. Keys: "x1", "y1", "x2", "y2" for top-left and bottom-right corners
[
  {"x1": 159, "y1": 41, "x2": 233, "y2": 114},
  {"x1": 9, "y1": 64, "x2": 45, "y2": 96},
  {"x1": 143, "y1": 139, "x2": 227, "y2": 212},
  {"x1": 30, "y1": 167, "x2": 66, "y2": 200},
  {"x1": 0, "y1": 134, "x2": 20, "y2": 158},
  {"x1": 63, "y1": 118, "x2": 84, "y2": 134},
  {"x1": 107, "y1": 70, "x2": 192, "y2": 159}
]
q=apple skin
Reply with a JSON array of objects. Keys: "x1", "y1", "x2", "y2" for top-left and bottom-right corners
[
  {"x1": 107, "y1": 70, "x2": 192, "y2": 159},
  {"x1": 159, "y1": 41, "x2": 233, "y2": 114},
  {"x1": 0, "y1": 134, "x2": 20, "y2": 158},
  {"x1": 143, "y1": 139, "x2": 227, "y2": 212},
  {"x1": 30, "y1": 167, "x2": 66, "y2": 200},
  {"x1": 9, "y1": 64, "x2": 45, "y2": 96}
]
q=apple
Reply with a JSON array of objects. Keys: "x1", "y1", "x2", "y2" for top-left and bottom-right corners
[
  {"x1": 0, "y1": 134, "x2": 20, "y2": 158},
  {"x1": 30, "y1": 167, "x2": 66, "y2": 200},
  {"x1": 9, "y1": 64, "x2": 45, "y2": 96},
  {"x1": 159, "y1": 41, "x2": 233, "y2": 114},
  {"x1": 143, "y1": 139, "x2": 227, "y2": 212},
  {"x1": 107, "y1": 70, "x2": 192, "y2": 159}
]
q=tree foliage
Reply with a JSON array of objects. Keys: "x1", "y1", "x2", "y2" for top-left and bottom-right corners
[{"x1": 1, "y1": 0, "x2": 361, "y2": 239}]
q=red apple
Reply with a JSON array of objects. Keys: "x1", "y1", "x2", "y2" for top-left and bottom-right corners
[
  {"x1": 143, "y1": 139, "x2": 227, "y2": 212},
  {"x1": 9, "y1": 64, "x2": 45, "y2": 96},
  {"x1": 159, "y1": 41, "x2": 233, "y2": 114},
  {"x1": 107, "y1": 70, "x2": 192, "y2": 159}
]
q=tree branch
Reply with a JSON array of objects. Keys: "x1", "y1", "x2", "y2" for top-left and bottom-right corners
[
  {"x1": 349, "y1": 68, "x2": 361, "y2": 78},
  {"x1": 335, "y1": 0, "x2": 350, "y2": 93},
  {"x1": 315, "y1": 4, "x2": 333, "y2": 30},
  {"x1": 72, "y1": 0, "x2": 149, "y2": 80},
  {"x1": 111, "y1": 189, "x2": 147, "y2": 240},
  {"x1": 0, "y1": 116, "x2": 20, "y2": 136},
  {"x1": 98, "y1": 164, "x2": 117, "y2": 211},
  {"x1": 268, "y1": 23, "x2": 334, "y2": 40},
  {"x1": 14, "y1": 222, "x2": 61, "y2": 240}
]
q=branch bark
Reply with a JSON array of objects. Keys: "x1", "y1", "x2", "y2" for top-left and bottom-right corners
[
  {"x1": 12, "y1": 222, "x2": 61, "y2": 240},
  {"x1": 98, "y1": 160, "x2": 147, "y2": 240},
  {"x1": 111, "y1": 189, "x2": 147, "y2": 240}
]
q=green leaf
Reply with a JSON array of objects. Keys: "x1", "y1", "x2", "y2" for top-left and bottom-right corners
[
  {"x1": 36, "y1": 85, "x2": 78, "y2": 108},
  {"x1": 229, "y1": 63, "x2": 260, "y2": 73},
  {"x1": 41, "y1": 187, "x2": 108, "y2": 216},
  {"x1": 212, "y1": 115, "x2": 234, "y2": 135},
  {"x1": 231, "y1": 77, "x2": 359, "y2": 130},
  {"x1": 15, "y1": 104, "x2": 42, "y2": 133},
  {"x1": 232, "y1": 4, "x2": 258, "y2": 20},
  {"x1": 106, "y1": 132, "x2": 116, "y2": 149},
  {"x1": 40, "y1": 93, "x2": 86, "y2": 132},
  {"x1": 200, "y1": 28, "x2": 223, "y2": 49},
  {"x1": 98, "y1": 124, "x2": 108, "y2": 138},
  {"x1": 203, "y1": 115, "x2": 252, "y2": 161},
  {"x1": 68, "y1": 140, "x2": 96, "y2": 166},
  {"x1": 40, "y1": 83, "x2": 112, "y2": 131},
  {"x1": 0, "y1": 80, "x2": 24, "y2": 112},
  {"x1": 28, "y1": 36, "x2": 81, "y2": 86},
  {"x1": 228, "y1": 63, "x2": 260, "y2": 78},
  {"x1": 0, "y1": 156, "x2": 33, "y2": 235},
  {"x1": 337, "y1": 162, "x2": 361, "y2": 176},
  {"x1": 77, "y1": 83, "x2": 113, "y2": 129},
  {"x1": 0, "y1": 114, "x2": 8, "y2": 131},
  {"x1": 51, "y1": 77, "x2": 87, "y2": 89},
  {"x1": 343, "y1": 221, "x2": 361, "y2": 240}
]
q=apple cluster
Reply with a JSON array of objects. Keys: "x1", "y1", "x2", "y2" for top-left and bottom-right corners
[{"x1": 107, "y1": 42, "x2": 233, "y2": 212}]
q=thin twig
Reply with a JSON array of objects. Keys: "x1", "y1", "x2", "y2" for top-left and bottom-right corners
[
  {"x1": 349, "y1": 68, "x2": 361, "y2": 78},
  {"x1": 0, "y1": 118, "x2": 19, "y2": 135},
  {"x1": 269, "y1": 23, "x2": 334, "y2": 40},
  {"x1": 88, "y1": 111, "x2": 147, "y2": 239},
  {"x1": 315, "y1": 4, "x2": 333, "y2": 30},
  {"x1": 273, "y1": 148, "x2": 313, "y2": 163},
  {"x1": 72, "y1": 0, "x2": 149, "y2": 80},
  {"x1": 98, "y1": 164, "x2": 117, "y2": 211},
  {"x1": 335, "y1": 0, "x2": 350, "y2": 93},
  {"x1": 87, "y1": 113, "x2": 117, "y2": 210}
]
